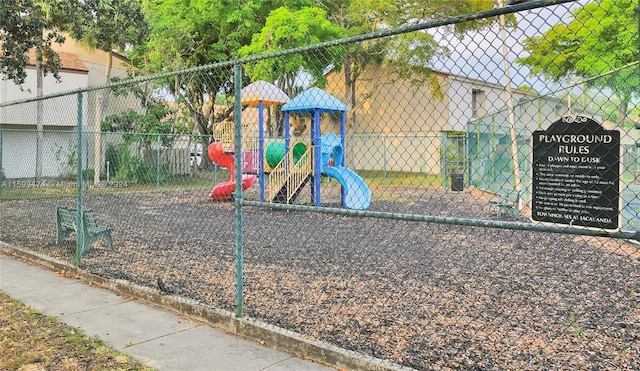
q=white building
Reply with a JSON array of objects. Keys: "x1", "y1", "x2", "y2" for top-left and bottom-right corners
[{"x1": 0, "y1": 42, "x2": 130, "y2": 179}]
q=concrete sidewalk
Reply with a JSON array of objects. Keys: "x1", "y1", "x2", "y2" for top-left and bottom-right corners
[{"x1": 0, "y1": 253, "x2": 334, "y2": 371}]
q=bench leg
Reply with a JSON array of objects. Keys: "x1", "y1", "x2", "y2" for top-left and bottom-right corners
[
  {"x1": 487, "y1": 202, "x2": 498, "y2": 218},
  {"x1": 488, "y1": 201, "x2": 513, "y2": 219},
  {"x1": 497, "y1": 205, "x2": 514, "y2": 219},
  {"x1": 55, "y1": 227, "x2": 73, "y2": 245},
  {"x1": 84, "y1": 232, "x2": 114, "y2": 253},
  {"x1": 104, "y1": 232, "x2": 114, "y2": 251},
  {"x1": 82, "y1": 239, "x2": 92, "y2": 254}
]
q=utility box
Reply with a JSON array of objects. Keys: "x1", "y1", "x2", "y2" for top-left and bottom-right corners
[{"x1": 451, "y1": 173, "x2": 464, "y2": 192}]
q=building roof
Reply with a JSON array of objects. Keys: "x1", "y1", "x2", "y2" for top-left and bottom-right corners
[{"x1": 28, "y1": 50, "x2": 89, "y2": 73}]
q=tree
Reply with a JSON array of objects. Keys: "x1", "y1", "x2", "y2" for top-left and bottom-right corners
[
  {"x1": 101, "y1": 104, "x2": 172, "y2": 145},
  {"x1": 134, "y1": 0, "x2": 283, "y2": 138},
  {"x1": 517, "y1": 0, "x2": 639, "y2": 125},
  {"x1": 240, "y1": 7, "x2": 345, "y2": 95},
  {"x1": 76, "y1": 0, "x2": 149, "y2": 184},
  {"x1": 235, "y1": 0, "x2": 500, "y2": 137},
  {"x1": 100, "y1": 92, "x2": 175, "y2": 184},
  {"x1": 238, "y1": 6, "x2": 345, "y2": 135},
  {"x1": 0, "y1": 0, "x2": 87, "y2": 181},
  {"x1": 315, "y1": 0, "x2": 498, "y2": 131},
  {"x1": 0, "y1": 0, "x2": 82, "y2": 84},
  {"x1": 136, "y1": 0, "x2": 501, "y2": 142},
  {"x1": 79, "y1": 0, "x2": 148, "y2": 86}
]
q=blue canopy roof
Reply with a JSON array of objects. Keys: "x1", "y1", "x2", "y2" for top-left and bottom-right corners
[{"x1": 281, "y1": 87, "x2": 348, "y2": 113}]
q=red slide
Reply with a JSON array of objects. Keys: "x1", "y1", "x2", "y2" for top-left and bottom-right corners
[{"x1": 207, "y1": 142, "x2": 257, "y2": 201}]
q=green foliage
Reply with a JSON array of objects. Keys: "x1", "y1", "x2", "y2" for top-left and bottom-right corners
[
  {"x1": 79, "y1": 0, "x2": 148, "y2": 55},
  {"x1": 110, "y1": 145, "x2": 174, "y2": 184},
  {"x1": 104, "y1": 145, "x2": 120, "y2": 179},
  {"x1": 52, "y1": 143, "x2": 107, "y2": 181},
  {"x1": 53, "y1": 142, "x2": 78, "y2": 179},
  {"x1": 587, "y1": 65, "x2": 640, "y2": 114},
  {"x1": 133, "y1": 0, "x2": 502, "y2": 137},
  {"x1": 322, "y1": 0, "x2": 498, "y2": 128},
  {"x1": 1, "y1": 0, "x2": 148, "y2": 87},
  {"x1": 101, "y1": 104, "x2": 173, "y2": 146},
  {"x1": 517, "y1": 0, "x2": 639, "y2": 124},
  {"x1": 0, "y1": 0, "x2": 87, "y2": 85},
  {"x1": 240, "y1": 7, "x2": 345, "y2": 94},
  {"x1": 137, "y1": 0, "x2": 272, "y2": 70},
  {"x1": 517, "y1": 84, "x2": 538, "y2": 95},
  {"x1": 82, "y1": 168, "x2": 96, "y2": 181},
  {"x1": 136, "y1": 0, "x2": 284, "y2": 70},
  {"x1": 114, "y1": 153, "x2": 153, "y2": 184},
  {"x1": 519, "y1": 0, "x2": 638, "y2": 81},
  {"x1": 132, "y1": 0, "x2": 284, "y2": 135}
]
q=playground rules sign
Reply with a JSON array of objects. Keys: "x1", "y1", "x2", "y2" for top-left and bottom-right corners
[{"x1": 531, "y1": 114, "x2": 620, "y2": 231}]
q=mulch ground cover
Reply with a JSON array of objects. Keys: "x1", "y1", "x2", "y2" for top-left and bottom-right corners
[{"x1": 1, "y1": 186, "x2": 638, "y2": 370}]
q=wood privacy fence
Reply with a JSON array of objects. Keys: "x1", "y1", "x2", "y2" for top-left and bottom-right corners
[{"x1": 143, "y1": 147, "x2": 191, "y2": 175}]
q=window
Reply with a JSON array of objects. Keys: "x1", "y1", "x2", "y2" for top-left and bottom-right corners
[{"x1": 471, "y1": 89, "x2": 484, "y2": 117}]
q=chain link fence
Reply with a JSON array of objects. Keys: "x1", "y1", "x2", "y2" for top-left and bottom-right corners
[{"x1": 1, "y1": 1, "x2": 639, "y2": 369}]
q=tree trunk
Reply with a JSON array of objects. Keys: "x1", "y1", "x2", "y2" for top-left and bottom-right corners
[
  {"x1": 343, "y1": 56, "x2": 358, "y2": 166},
  {"x1": 94, "y1": 51, "x2": 113, "y2": 184},
  {"x1": 616, "y1": 99, "x2": 628, "y2": 126},
  {"x1": 343, "y1": 56, "x2": 360, "y2": 129},
  {"x1": 277, "y1": 77, "x2": 290, "y2": 137},
  {"x1": 267, "y1": 107, "x2": 273, "y2": 138}
]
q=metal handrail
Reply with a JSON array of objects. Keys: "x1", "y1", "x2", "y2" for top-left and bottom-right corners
[
  {"x1": 285, "y1": 149, "x2": 312, "y2": 202},
  {"x1": 267, "y1": 156, "x2": 288, "y2": 201},
  {"x1": 267, "y1": 143, "x2": 313, "y2": 202}
]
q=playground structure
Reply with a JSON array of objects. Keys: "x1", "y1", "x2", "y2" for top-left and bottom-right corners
[
  {"x1": 206, "y1": 141, "x2": 257, "y2": 200},
  {"x1": 207, "y1": 82, "x2": 371, "y2": 210}
]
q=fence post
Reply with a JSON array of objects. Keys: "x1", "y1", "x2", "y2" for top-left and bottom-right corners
[
  {"x1": 0, "y1": 128, "x2": 3, "y2": 200},
  {"x1": 233, "y1": 63, "x2": 244, "y2": 318},
  {"x1": 76, "y1": 92, "x2": 85, "y2": 267},
  {"x1": 192, "y1": 134, "x2": 199, "y2": 177},
  {"x1": 383, "y1": 134, "x2": 387, "y2": 185},
  {"x1": 156, "y1": 134, "x2": 161, "y2": 188}
]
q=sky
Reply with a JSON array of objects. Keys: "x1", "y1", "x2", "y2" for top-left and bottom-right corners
[{"x1": 429, "y1": 0, "x2": 590, "y2": 94}]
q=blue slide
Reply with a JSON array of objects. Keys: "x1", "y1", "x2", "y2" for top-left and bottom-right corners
[
  {"x1": 319, "y1": 132, "x2": 371, "y2": 210},
  {"x1": 322, "y1": 165, "x2": 372, "y2": 210}
]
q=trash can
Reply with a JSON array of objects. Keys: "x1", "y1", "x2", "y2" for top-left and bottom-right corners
[{"x1": 451, "y1": 173, "x2": 464, "y2": 192}]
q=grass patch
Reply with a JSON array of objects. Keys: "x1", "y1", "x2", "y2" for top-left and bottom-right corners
[
  {"x1": 1, "y1": 171, "x2": 223, "y2": 200},
  {"x1": 2, "y1": 169, "x2": 444, "y2": 201},
  {"x1": 0, "y1": 292, "x2": 154, "y2": 371},
  {"x1": 358, "y1": 170, "x2": 443, "y2": 187}
]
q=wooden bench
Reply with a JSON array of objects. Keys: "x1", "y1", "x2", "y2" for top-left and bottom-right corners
[
  {"x1": 55, "y1": 206, "x2": 114, "y2": 253},
  {"x1": 487, "y1": 191, "x2": 520, "y2": 219}
]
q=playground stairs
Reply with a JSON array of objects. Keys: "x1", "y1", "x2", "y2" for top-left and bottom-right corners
[
  {"x1": 271, "y1": 175, "x2": 311, "y2": 204},
  {"x1": 267, "y1": 148, "x2": 313, "y2": 203}
]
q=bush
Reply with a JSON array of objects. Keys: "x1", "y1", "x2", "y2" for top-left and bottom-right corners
[
  {"x1": 114, "y1": 155, "x2": 155, "y2": 184},
  {"x1": 112, "y1": 147, "x2": 174, "y2": 185},
  {"x1": 104, "y1": 145, "x2": 120, "y2": 180},
  {"x1": 54, "y1": 143, "x2": 78, "y2": 180},
  {"x1": 83, "y1": 168, "x2": 95, "y2": 181}
]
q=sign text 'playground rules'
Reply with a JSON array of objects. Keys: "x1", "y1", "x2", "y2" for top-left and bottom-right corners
[{"x1": 532, "y1": 114, "x2": 620, "y2": 231}]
